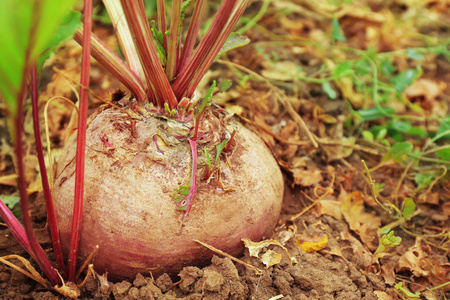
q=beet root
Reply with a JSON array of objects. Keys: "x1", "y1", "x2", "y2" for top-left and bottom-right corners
[{"x1": 54, "y1": 106, "x2": 283, "y2": 281}]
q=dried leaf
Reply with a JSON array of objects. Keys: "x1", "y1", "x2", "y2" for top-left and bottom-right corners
[
  {"x1": 291, "y1": 168, "x2": 323, "y2": 187},
  {"x1": 242, "y1": 238, "x2": 296, "y2": 264},
  {"x1": 261, "y1": 61, "x2": 299, "y2": 81},
  {"x1": 0, "y1": 174, "x2": 18, "y2": 186},
  {"x1": 316, "y1": 200, "x2": 343, "y2": 220},
  {"x1": 397, "y1": 238, "x2": 430, "y2": 277},
  {"x1": 321, "y1": 137, "x2": 356, "y2": 162},
  {"x1": 54, "y1": 281, "x2": 81, "y2": 299},
  {"x1": 340, "y1": 191, "x2": 365, "y2": 231},
  {"x1": 260, "y1": 250, "x2": 282, "y2": 269},
  {"x1": 404, "y1": 78, "x2": 446, "y2": 102},
  {"x1": 442, "y1": 202, "x2": 450, "y2": 217},
  {"x1": 381, "y1": 263, "x2": 396, "y2": 286},
  {"x1": 373, "y1": 290, "x2": 395, "y2": 300},
  {"x1": 296, "y1": 233, "x2": 328, "y2": 253},
  {"x1": 341, "y1": 232, "x2": 373, "y2": 267}
]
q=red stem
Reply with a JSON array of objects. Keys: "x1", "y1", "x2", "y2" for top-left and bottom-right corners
[
  {"x1": 14, "y1": 75, "x2": 61, "y2": 286},
  {"x1": 166, "y1": 0, "x2": 182, "y2": 81},
  {"x1": 73, "y1": 29, "x2": 148, "y2": 104},
  {"x1": 68, "y1": 0, "x2": 92, "y2": 282},
  {"x1": 0, "y1": 200, "x2": 36, "y2": 262},
  {"x1": 172, "y1": 0, "x2": 250, "y2": 100},
  {"x1": 178, "y1": 0, "x2": 206, "y2": 75},
  {"x1": 156, "y1": 0, "x2": 168, "y2": 52},
  {"x1": 120, "y1": 0, "x2": 178, "y2": 109},
  {"x1": 30, "y1": 64, "x2": 66, "y2": 275}
]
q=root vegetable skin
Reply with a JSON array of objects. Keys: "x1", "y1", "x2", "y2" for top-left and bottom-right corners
[{"x1": 54, "y1": 106, "x2": 283, "y2": 281}]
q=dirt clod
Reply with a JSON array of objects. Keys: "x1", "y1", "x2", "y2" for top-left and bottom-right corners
[{"x1": 112, "y1": 281, "x2": 132, "y2": 299}]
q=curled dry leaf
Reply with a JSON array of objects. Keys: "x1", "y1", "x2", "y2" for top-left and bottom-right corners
[
  {"x1": 54, "y1": 281, "x2": 80, "y2": 299},
  {"x1": 316, "y1": 199, "x2": 343, "y2": 220},
  {"x1": 0, "y1": 174, "x2": 18, "y2": 186},
  {"x1": 340, "y1": 190, "x2": 364, "y2": 231},
  {"x1": 321, "y1": 136, "x2": 356, "y2": 162},
  {"x1": 97, "y1": 273, "x2": 111, "y2": 294},
  {"x1": 339, "y1": 190, "x2": 381, "y2": 245},
  {"x1": 260, "y1": 250, "x2": 282, "y2": 269},
  {"x1": 291, "y1": 168, "x2": 323, "y2": 187},
  {"x1": 340, "y1": 232, "x2": 373, "y2": 267},
  {"x1": 373, "y1": 290, "x2": 395, "y2": 300},
  {"x1": 296, "y1": 233, "x2": 329, "y2": 253},
  {"x1": 404, "y1": 78, "x2": 446, "y2": 102},
  {"x1": 397, "y1": 238, "x2": 431, "y2": 277},
  {"x1": 381, "y1": 263, "x2": 396, "y2": 286},
  {"x1": 260, "y1": 61, "x2": 300, "y2": 82},
  {"x1": 242, "y1": 238, "x2": 296, "y2": 265}
]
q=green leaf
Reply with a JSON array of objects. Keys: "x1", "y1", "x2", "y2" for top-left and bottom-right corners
[
  {"x1": 37, "y1": 10, "x2": 82, "y2": 71},
  {"x1": 435, "y1": 116, "x2": 450, "y2": 141},
  {"x1": 390, "y1": 68, "x2": 420, "y2": 93},
  {"x1": 387, "y1": 120, "x2": 427, "y2": 138},
  {"x1": 414, "y1": 173, "x2": 434, "y2": 190},
  {"x1": 333, "y1": 61, "x2": 354, "y2": 79},
  {"x1": 204, "y1": 148, "x2": 212, "y2": 171},
  {"x1": 380, "y1": 59, "x2": 396, "y2": 76},
  {"x1": 402, "y1": 198, "x2": 416, "y2": 220},
  {"x1": 151, "y1": 21, "x2": 167, "y2": 67},
  {"x1": 181, "y1": 0, "x2": 192, "y2": 15},
  {"x1": 357, "y1": 106, "x2": 395, "y2": 122},
  {"x1": 436, "y1": 148, "x2": 450, "y2": 161},
  {"x1": 331, "y1": 17, "x2": 346, "y2": 42},
  {"x1": 362, "y1": 130, "x2": 374, "y2": 142},
  {"x1": 217, "y1": 34, "x2": 250, "y2": 58},
  {"x1": 395, "y1": 282, "x2": 421, "y2": 299},
  {"x1": 214, "y1": 139, "x2": 230, "y2": 167},
  {"x1": 354, "y1": 59, "x2": 371, "y2": 76},
  {"x1": 375, "y1": 230, "x2": 402, "y2": 255},
  {"x1": 388, "y1": 141, "x2": 413, "y2": 163},
  {"x1": 198, "y1": 81, "x2": 216, "y2": 117},
  {"x1": 164, "y1": 103, "x2": 177, "y2": 117},
  {"x1": 322, "y1": 82, "x2": 337, "y2": 99},
  {"x1": 0, "y1": 195, "x2": 20, "y2": 209},
  {"x1": 218, "y1": 80, "x2": 232, "y2": 92},
  {"x1": 0, "y1": 0, "x2": 78, "y2": 117},
  {"x1": 372, "y1": 182, "x2": 385, "y2": 198},
  {"x1": 407, "y1": 48, "x2": 425, "y2": 61}
]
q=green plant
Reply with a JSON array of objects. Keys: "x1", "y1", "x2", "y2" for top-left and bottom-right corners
[{"x1": 367, "y1": 229, "x2": 402, "y2": 272}]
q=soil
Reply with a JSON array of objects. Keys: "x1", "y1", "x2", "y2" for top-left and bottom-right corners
[{"x1": 1, "y1": 184, "x2": 388, "y2": 300}]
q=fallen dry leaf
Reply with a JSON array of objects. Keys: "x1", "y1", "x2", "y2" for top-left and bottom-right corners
[
  {"x1": 443, "y1": 202, "x2": 450, "y2": 217},
  {"x1": 339, "y1": 190, "x2": 381, "y2": 245},
  {"x1": 316, "y1": 200, "x2": 343, "y2": 220},
  {"x1": 340, "y1": 190, "x2": 365, "y2": 232},
  {"x1": 419, "y1": 258, "x2": 450, "y2": 288},
  {"x1": 0, "y1": 174, "x2": 18, "y2": 187},
  {"x1": 260, "y1": 250, "x2": 282, "y2": 269},
  {"x1": 404, "y1": 78, "x2": 446, "y2": 102},
  {"x1": 242, "y1": 238, "x2": 296, "y2": 265},
  {"x1": 296, "y1": 233, "x2": 328, "y2": 253},
  {"x1": 381, "y1": 263, "x2": 396, "y2": 286},
  {"x1": 291, "y1": 168, "x2": 323, "y2": 187},
  {"x1": 397, "y1": 238, "x2": 431, "y2": 277},
  {"x1": 341, "y1": 232, "x2": 373, "y2": 267},
  {"x1": 261, "y1": 61, "x2": 302, "y2": 82},
  {"x1": 373, "y1": 290, "x2": 395, "y2": 300},
  {"x1": 321, "y1": 137, "x2": 356, "y2": 162}
]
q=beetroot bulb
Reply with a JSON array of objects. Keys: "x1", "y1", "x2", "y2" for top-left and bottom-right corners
[{"x1": 54, "y1": 101, "x2": 283, "y2": 280}]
